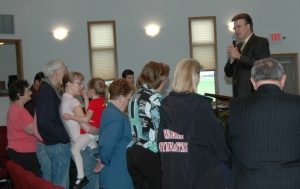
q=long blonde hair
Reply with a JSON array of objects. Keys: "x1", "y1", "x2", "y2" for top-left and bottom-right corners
[{"x1": 172, "y1": 58, "x2": 202, "y2": 93}]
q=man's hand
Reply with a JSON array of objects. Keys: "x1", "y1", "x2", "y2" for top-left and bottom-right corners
[{"x1": 227, "y1": 44, "x2": 240, "y2": 63}]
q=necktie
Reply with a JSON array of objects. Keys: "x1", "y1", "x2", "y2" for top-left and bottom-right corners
[{"x1": 240, "y1": 42, "x2": 246, "y2": 52}]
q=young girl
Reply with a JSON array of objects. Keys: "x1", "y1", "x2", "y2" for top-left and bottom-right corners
[{"x1": 64, "y1": 77, "x2": 108, "y2": 188}]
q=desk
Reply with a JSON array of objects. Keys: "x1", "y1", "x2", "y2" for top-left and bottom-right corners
[
  {"x1": 204, "y1": 93, "x2": 232, "y2": 109},
  {"x1": 204, "y1": 93, "x2": 232, "y2": 130}
]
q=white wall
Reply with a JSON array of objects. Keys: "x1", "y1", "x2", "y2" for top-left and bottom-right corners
[
  {"x1": 0, "y1": 0, "x2": 299, "y2": 125},
  {"x1": 0, "y1": 0, "x2": 30, "y2": 125}
]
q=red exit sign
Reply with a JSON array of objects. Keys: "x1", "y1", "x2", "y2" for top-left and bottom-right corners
[{"x1": 268, "y1": 33, "x2": 282, "y2": 43}]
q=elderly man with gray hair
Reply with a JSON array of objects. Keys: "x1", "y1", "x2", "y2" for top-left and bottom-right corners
[
  {"x1": 226, "y1": 58, "x2": 300, "y2": 189},
  {"x1": 36, "y1": 60, "x2": 70, "y2": 188}
]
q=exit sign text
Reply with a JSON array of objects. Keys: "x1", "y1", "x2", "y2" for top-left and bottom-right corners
[{"x1": 268, "y1": 33, "x2": 282, "y2": 43}]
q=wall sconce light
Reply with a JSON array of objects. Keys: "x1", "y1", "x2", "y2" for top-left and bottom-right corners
[
  {"x1": 228, "y1": 22, "x2": 235, "y2": 33},
  {"x1": 145, "y1": 24, "x2": 160, "y2": 37},
  {"x1": 53, "y1": 28, "x2": 68, "y2": 40}
]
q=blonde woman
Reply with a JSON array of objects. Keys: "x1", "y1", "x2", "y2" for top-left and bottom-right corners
[
  {"x1": 63, "y1": 77, "x2": 108, "y2": 188},
  {"x1": 60, "y1": 72, "x2": 99, "y2": 189},
  {"x1": 157, "y1": 58, "x2": 231, "y2": 189}
]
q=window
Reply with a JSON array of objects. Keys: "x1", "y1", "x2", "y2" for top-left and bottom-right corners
[
  {"x1": 271, "y1": 53, "x2": 299, "y2": 95},
  {"x1": 189, "y1": 16, "x2": 217, "y2": 95},
  {"x1": 87, "y1": 21, "x2": 118, "y2": 83},
  {"x1": 0, "y1": 15, "x2": 14, "y2": 34}
]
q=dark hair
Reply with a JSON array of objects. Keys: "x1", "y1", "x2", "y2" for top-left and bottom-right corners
[
  {"x1": 109, "y1": 78, "x2": 133, "y2": 100},
  {"x1": 136, "y1": 61, "x2": 170, "y2": 89},
  {"x1": 8, "y1": 80, "x2": 30, "y2": 101},
  {"x1": 231, "y1": 13, "x2": 253, "y2": 32},
  {"x1": 122, "y1": 69, "x2": 134, "y2": 78},
  {"x1": 34, "y1": 71, "x2": 45, "y2": 82}
]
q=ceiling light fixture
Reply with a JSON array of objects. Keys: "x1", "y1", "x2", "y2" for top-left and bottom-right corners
[
  {"x1": 145, "y1": 24, "x2": 160, "y2": 37},
  {"x1": 53, "y1": 28, "x2": 68, "y2": 40},
  {"x1": 228, "y1": 22, "x2": 234, "y2": 33}
]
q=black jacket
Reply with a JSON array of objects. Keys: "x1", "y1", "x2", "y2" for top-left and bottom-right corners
[
  {"x1": 157, "y1": 91, "x2": 231, "y2": 189},
  {"x1": 224, "y1": 34, "x2": 270, "y2": 97},
  {"x1": 36, "y1": 79, "x2": 69, "y2": 144},
  {"x1": 228, "y1": 84, "x2": 300, "y2": 189}
]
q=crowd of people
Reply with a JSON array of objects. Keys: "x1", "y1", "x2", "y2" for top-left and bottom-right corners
[{"x1": 5, "y1": 12, "x2": 300, "y2": 189}]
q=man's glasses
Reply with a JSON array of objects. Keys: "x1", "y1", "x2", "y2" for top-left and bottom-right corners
[
  {"x1": 233, "y1": 23, "x2": 248, "y2": 30},
  {"x1": 60, "y1": 69, "x2": 68, "y2": 74}
]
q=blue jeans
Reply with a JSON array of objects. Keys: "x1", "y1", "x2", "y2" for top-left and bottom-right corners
[
  {"x1": 81, "y1": 146, "x2": 99, "y2": 189},
  {"x1": 36, "y1": 142, "x2": 51, "y2": 180},
  {"x1": 45, "y1": 143, "x2": 71, "y2": 189}
]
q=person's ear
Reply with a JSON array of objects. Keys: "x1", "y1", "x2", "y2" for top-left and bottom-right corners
[
  {"x1": 281, "y1": 74, "x2": 286, "y2": 89},
  {"x1": 250, "y1": 77, "x2": 257, "y2": 90},
  {"x1": 66, "y1": 82, "x2": 71, "y2": 88}
]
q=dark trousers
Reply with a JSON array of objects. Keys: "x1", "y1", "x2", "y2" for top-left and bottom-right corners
[
  {"x1": 126, "y1": 145, "x2": 162, "y2": 189},
  {"x1": 7, "y1": 148, "x2": 40, "y2": 177}
]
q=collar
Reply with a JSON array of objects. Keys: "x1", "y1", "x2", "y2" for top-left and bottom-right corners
[
  {"x1": 44, "y1": 78, "x2": 62, "y2": 100},
  {"x1": 256, "y1": 84, "x2": 283, "y2": 94},
  {"x1": 243, "y1": 33, "x2": 253, "y2": 43},
  {"x1": 140, "y1": 84, "x2": 157, "y2": 93}
]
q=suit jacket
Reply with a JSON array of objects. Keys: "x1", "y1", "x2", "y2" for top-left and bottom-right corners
[
  {"x1": 36, "y1": 79, "x2": 69, "y2": 145},
  {"x1": 224, "y1": 34, "x2": 270, "y2": 97},
  {"x1": 227, "y1": 84, "x2": 300, "y2": 189}
]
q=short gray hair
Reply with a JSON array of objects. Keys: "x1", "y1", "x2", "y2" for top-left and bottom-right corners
[
  {"x1": 251, "y1": 58, "x2": 284, "y2": 82},
  {"x1": 43, "y1": 60, "x2": 64, "y2": 77}
]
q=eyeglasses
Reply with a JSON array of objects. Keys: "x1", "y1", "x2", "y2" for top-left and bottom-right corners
[
  {"x1": 233, "y1": 23, "x2": 248, "y2": 30},
  {"x1": 60, "y1": 69, "x2": 68, "y2": 74},
  {"x1": 72, "y1": 81, "x2": 84, "y2": 86}
]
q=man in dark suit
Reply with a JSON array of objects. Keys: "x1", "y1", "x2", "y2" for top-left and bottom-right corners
[
  {"x1": 227, "y1": 58, "x2": 300, "y2": 189},
  {"x1": 224, "y1": 13, "x2": 270, "y2": 97}
]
